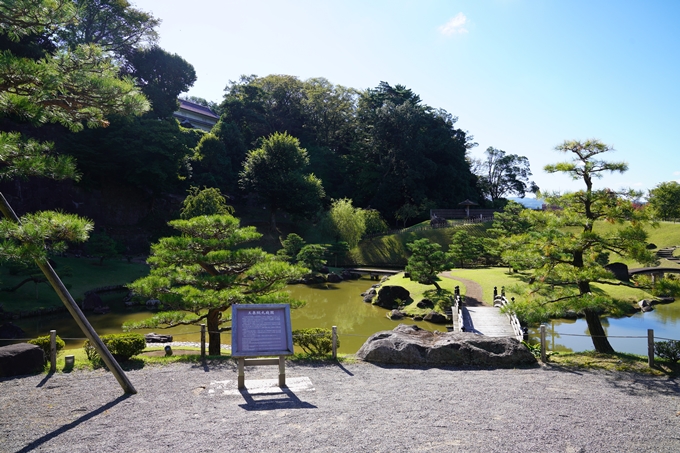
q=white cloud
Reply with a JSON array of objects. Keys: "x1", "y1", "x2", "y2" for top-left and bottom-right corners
[
  {"x1": 439, "y1": 13, "x2": 468, "y2": 36},
  {"x1": 674, "y1": 171, "x2": 680, "y2": 176}
]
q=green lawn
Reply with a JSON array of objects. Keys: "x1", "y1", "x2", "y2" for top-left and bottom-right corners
[{"x1": 0, "y1": 257, "x2": 149, "y2": 313}]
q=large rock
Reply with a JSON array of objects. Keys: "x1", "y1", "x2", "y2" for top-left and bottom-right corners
[
  {"x1": 327, "y1": 272, "x2": 343, "y2": 283},
  {"x1": 356, "y1": 324, "x2": 536, "y2": 367},
  {"x1": 0, "y1": 322, "x2": 25, "y2": 339},
  {"x1": 423, "y1": 311, "x2": 448, "y2": 324},
  {"x1": 0, "y1": 343, "x2": 45, "y2": 377},
  {"x1": 82, "y1": 292, "x2": 104, "y2": 311},
  {"x1": 373, "y1": 286, "x2": 410, "y2": 309}
]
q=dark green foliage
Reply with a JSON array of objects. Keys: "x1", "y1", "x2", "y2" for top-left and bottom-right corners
[
  {"x1": 180, "y1": 186, "x2": 233, "y2": 220},
  {"x1": 363, "y1": 209, "x2": 389, "y2": 236},
  {"x1": 61, "y1": 116, "x2": 193, "y2": 193},
  {"x1": 654, "y1": 340, "x2": 680, "y2": 363},
  {"x1": 127, "y1": 46, "x2": 196, "y2": 119},
  {"x1": 86, "y1": 232, "x2": 122, "y2": 265},
  {"x1": 190, "y1": 134, "x2": 231, "y2": 190},
  {"x1": 28, "y1": 334, "x2": 65, "y2": 357},
  {"x1": 405, "y1": 238, "x2": 454, "y2": 292},
  {"x1": 449, "y1": 230, "x2": 486, "y2": 268},
  {"x1": 84, "y1": 333, "x2": 146, "y2": 362},
  {"x1": 277, "y1": 233, "x2": 305, "y2": 263},
  {"x1": 647, "y1": 181, "x2": 680, "y2": 221},
  {"x1": 292, "y1": 328, "x2": 337, "y2": 356},
  {"x1": 296, "y1": 244, "x2": 327, "y2": 272},
  {"x1": 472, "y1": 147, "x2": 538, "y2": 202},
  {"x1": 240, "y1": 132, "x2": 325, "y2": 230},
  {"x1": 324, "y1": 241, "x2": 350, "y2": 267}
]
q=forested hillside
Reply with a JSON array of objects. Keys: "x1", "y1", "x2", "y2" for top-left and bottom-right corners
[{"x1": 0, "y1": 1, "x2": 531, "y2": 254}]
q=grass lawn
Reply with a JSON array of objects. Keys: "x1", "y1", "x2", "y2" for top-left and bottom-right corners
[{"x1": 0, "y1": 257, "x2": 149, "y2": 313}]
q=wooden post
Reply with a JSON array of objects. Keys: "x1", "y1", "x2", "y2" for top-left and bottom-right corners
[
  {"x1": 332, "y1": 326, "x2": 337, "y2": 359},
  {"x1": 238, "y1": 357, "x2": 245, "y2": 389},
  {"x1": 648, "y1": 329, "x2": 655, "y2": 367},
  {"x1": 540, "y1": 324, "x2": 547, "y2": 362},
  {"x1": 0, "y1": 194, "x2": 136, "y2": 394},
  {"x1": 49, "y1": 330, "x2": 56, "y2": 373},
  {"x1": 200, "y1": 323, "x2": 206, "y2": 359},
  {"x1": 278, "y1": 356, "x2": 286, "y2": 388}
]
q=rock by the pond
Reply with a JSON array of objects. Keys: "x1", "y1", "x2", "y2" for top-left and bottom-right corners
[
  {"x1": 387, "y1": 309, "x2": 405, "y2": 320},
  {"x1": 417, "y1": 299, "x2": 434, "y2": 309},
  {"x1": 82, "y1": 292, "x2": 104, "y2": 311},
  {"x1": 373, "y1": 285, "x2": 410, "y2": 309},
  {"x1": 0, "y1": 322, "x2": 25, "y2": 339},
  {"x1": 145, "y1": 333, "x2": 174, "y2": 343},
  {"x1": 0, "y1": 343, "x2": 45, "y2": 377},
  {"x1": 327, "y1": 273, "x2": 343, "y2": 283},
  {"x1": 638, "y1": 299, "x2": 653, "y2": 312},
  {"x1": 423, "y1": 311, "x2": 448, "y2": 324},
  {"x1": 356, "y1": 324, "x2": 536, "y2": 367}
]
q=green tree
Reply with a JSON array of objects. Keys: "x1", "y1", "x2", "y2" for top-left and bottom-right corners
[
  {"x1": 126, "y1": 214, "x2": 308, "y2": 356},
  {"x1": 502, "y1": 139, "x2": 655, "y2": 353},
  {"x1": 190, "y1": 133, "x2": 231, "y2": 191},
  {"x1": 449, "y1": 230, "x2": 485, "y2": 268},
  {"x1": 86, "y1": 231, "x2": 122, "y2": 265},
  {"x1": 362, "y1": 209, "x2": 389, "y2": 236},
  {"x1": 324, "y1": 198, "x2": 366, "y2": 247},
  {"x1": 239, "y1": 132, "x2": 325, "y2": 231},
  {"x1": 395, "y1": 203, "x2": 421, "y2": 228},
  {"x1": 127, "y1": 45, "x2": 196, "y2": 118},
  {"x1": 471, "y1": 147, "x2": 538, "y2": 203},
  {"x1": 405, "y1": 238, "x2": 453, "y2": 292},
  {"x1": 647, "y1": 181, "x2": 680, "y2": 221},
  {"x1": 296, "y1": 244, "x2": 327, "y2": 273},
  {"x1": 180, "y1": 186, "x2": 233, "y2": 220},
  {"x1": 276, "y1": 233, "x2": 305, "y2": 263}
]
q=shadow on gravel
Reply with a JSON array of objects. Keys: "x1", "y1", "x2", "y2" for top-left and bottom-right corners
[
  {"x1": 36, "y1": 371, "x2": 55, "y2": 388},
  {"x1": 238, "y1": 387, "x2": 316, "y2": 411},
  {"x1": 365, "y1": 362, "x2": 541, "y2": 371},
  {"x1": 15, "y1": 394, "x2": 131, "y2": 453}
]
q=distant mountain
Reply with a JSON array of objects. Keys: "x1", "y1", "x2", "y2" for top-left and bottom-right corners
[{"x1": 508, "y1": 197, "x2": 544, "y2": 209}]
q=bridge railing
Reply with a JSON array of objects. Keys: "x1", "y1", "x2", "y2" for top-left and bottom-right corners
[{"x1": 492, "y1": 287, "x2": 524, "y2": 341}]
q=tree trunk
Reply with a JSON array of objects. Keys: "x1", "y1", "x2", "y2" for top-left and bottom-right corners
[
  {"x1": 207, "y1": 308, "x2": 222, "y2": 356},
  {"x1": 584, "y1": 308, "x2": 615, "y2": 354},
  {"x1": 270, "y1": 209, "x2": 277, "y2": 232}
]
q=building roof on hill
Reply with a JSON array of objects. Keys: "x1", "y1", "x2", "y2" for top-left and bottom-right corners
[{"x1": 178, "y1": 99, "x2": 218, "y2": 119}]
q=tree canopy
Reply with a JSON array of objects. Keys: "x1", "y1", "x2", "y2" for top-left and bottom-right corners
[
  {"x1": 647, "y1": 181, "x2": 680, "y2": 221},
  {"x1": 239, "y1": 132, "x2": 325, "y2": 230},
  {"x1": 502, "y1": 139, "x2": 654, "y2": 353},
  {"x1": 405, "y1": 238, "x2": 453, "y2": 292},
  {"x1": 472, "y1": 147, "x2": 538, "y2": 204},
  {"x1": 126, "y1": 214, "x2": 307, "y2": 355}
]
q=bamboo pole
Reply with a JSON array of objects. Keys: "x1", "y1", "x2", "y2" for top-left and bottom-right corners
[{"x1": 0, "y1": 194, "x2": 136, "y2": 394}]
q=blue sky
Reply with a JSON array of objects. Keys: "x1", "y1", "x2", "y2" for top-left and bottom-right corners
[{"x1": 133, "y1": 0, "x2": 680, "y2": 196}]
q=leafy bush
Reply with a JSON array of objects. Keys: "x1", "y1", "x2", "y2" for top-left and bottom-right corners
[
  {"x1": 84, "y1": 333, "x2": 146, "y2": 362},
  {"x1": 654, "y1": 340, "x2": 680, "y2": 363},
  {"x1": 28, "y1": 334, "x2": 65, "y2": 358},
  {"x1": 292, "y1": 328, "x2": 337, "y2": 356}
]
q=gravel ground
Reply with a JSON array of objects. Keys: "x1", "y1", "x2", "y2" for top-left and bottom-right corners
[{"x1": 1, "y1": 360, "x2": 679, "y2": 453}]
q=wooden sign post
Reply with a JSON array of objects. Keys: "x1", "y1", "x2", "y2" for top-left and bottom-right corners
[{"x1": 231, "y1": 304, "x2": 294, "y2": 389}]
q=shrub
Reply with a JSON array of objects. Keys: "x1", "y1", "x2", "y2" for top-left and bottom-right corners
[
  {"x1": 84, "y1": 333, "x2": 146, "y2": 362},
  {"x1": 28, "y1": 335, "x2": 65, "y2": 359},
  {"x1": 292, "y1": 328, "x2": 337, "y2": 356},
  {"x1": 654, "y1": 340, "x2": 680, "y2": 363}
]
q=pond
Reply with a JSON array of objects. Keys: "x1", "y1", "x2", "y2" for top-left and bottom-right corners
[
  {"x1": 13, "y1": 276, "x2": 447, "y2": 354},
  {"x1": 12, "y1": 276, "x2": 680, "y2": 356},
  {"x1": 527, "y1": 300, "x2": 680, "y2": 355}
]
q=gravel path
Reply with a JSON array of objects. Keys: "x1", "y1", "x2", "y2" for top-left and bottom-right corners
[
  {"x1": 1, "y1": 361, "x2": 679, "y2": 452},
  {"x1": 440, "y1": 272, "x2": 485, "y2": 306}
]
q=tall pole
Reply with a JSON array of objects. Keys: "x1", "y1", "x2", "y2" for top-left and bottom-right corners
[{"x1": 0, "y1": 194, "x2": 136, "y2": 394}]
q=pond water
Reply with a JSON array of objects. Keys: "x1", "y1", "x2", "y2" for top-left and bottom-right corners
[
  {"x1": 527, "y1": 301, "x2": 680, "y2": 355},
  {"x1": 13, "y1": 277, "x2": 447, "y2": 354},
  {"x1": 12, "y1": 276, "x2": 680, "y2": 356}
]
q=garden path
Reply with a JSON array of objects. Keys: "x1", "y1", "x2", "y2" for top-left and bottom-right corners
[{"x1": 439, "y1": 272, "x2": 486, "y2": 307}]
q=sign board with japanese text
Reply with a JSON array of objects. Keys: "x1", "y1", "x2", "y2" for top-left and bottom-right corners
[{"x1": 231, "y1": 304, "x2": 294, "y2": 357}]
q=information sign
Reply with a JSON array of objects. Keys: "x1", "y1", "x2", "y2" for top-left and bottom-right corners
[{"x1": 231, "y1": 304, "x2": 294, "y2": 357}]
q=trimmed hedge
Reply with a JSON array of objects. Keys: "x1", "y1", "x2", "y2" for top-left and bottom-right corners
[
  {"x1": 292, "y1": 328, "x2": 337, "y2": 356},
  {"x1": 84, "y1": 333, "x2": 146, "y2": 362},
  {"x1": 28, "y1": 334, "x2": 65, "y2": 359}
]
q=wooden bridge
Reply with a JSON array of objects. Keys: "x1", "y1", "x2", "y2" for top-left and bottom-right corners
[{"x1": 448, "y1": 286, "x2": 523, "y2": 340}]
